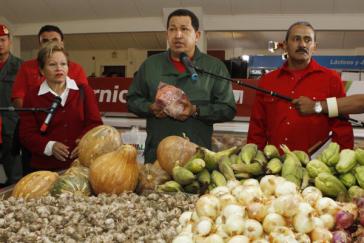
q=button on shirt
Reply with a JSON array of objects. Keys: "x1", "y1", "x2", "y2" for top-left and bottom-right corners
[
  {"x1": 39, "y1": 77, "x2": 79, "y2": 156},
  {"x1": 247, "y1": 59, "x2": 353, "y2": 154}
]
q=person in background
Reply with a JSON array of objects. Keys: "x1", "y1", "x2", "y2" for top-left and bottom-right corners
[
  {"x1": 127, "y1": 9, "x2": 236, "y2": 163},
  {"x1": 247, "y1": 21, "x2": 353, "y2": 154},
  {"x1": 0, "y1": 24, "x2": 23, "y2": 185},
  {"x1": 293, "y1": 95, "x2": 364, "y2": 116},
  {"x1": 19, "y1": 42, "x2": 102, "y2": 172},
  {"x1": 12, "y1": 25, "x2": 88, "y2": 108}
]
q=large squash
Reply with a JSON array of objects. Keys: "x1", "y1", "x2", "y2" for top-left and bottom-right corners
[
  {"x1": 64, "y1": 165, "x2": 89, "y2": 181},
  {"x1": 157, "y1": 135, "x2": 198, "y2": 175},
  {"x1": 51, "y1": 174, "x2": 91, "y2": 197},
  {"x1": 78, "y1": 125, "x2": 122, "y2": 167},
  {"x1": 89, "y1": 144, "x2": 139, "y2": 194},
  {"x1": 12, "y1": 171, "x2": 59, "y2": 199}
]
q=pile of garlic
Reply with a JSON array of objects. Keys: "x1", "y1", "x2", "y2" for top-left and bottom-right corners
[{"x1": 173, "y1": 175, "x2": 344, "y2": 243}]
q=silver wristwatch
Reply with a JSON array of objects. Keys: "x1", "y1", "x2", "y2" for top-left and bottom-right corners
[{"x1": 314, "y1": 101, "x2": 323, "y2": 114}]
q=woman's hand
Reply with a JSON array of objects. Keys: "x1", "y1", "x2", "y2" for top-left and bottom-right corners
[
  {"x1": 52, "y1": 142, "x2": 70, "y2": 161},
  {"x1": 70, "y1": 139, "x2": 80, "y2": 159}
]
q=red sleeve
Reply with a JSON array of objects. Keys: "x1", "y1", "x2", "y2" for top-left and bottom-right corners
[
  {"x1": 328, "y1": 72, "x2": 354, "y2": 149},
  {"x1": 19, "y1": 93, "x2": 50, "y2": 156},
  {"x1": 11, "y1": 63, "x2": 28, "y2": 100},
  {"x1": 69, "y1": 62, "x2": 88, "y2": 85},
  {"x1": 247, "y1": 91, "x2": 267, "y2": 150},
  {"x1": 80, "y1": 84, "x2": 103, "y2": 137}
]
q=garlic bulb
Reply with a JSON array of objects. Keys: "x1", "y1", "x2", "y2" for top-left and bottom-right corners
[
  {"x1": 227, "y1": 235, "x2": 249, "y2": 243},
  {"x1": 243, "y1": 219, "x2": 263, "y2": 240},
  {"x1": 195, "y1": 195, "x2": 221, "y2": 220},
  {"x1": 224, "y1": 215, "x2": 245, "y2": 236},
  {"x1": 179, "y1": 211, "x2": 193, "y2": 226},
  {"x1": 302, "y1": 186, "x2": 322, "y2": 206},
  {"x1": 297, "y1": 202, "x2": 314, "y2": 215},
  {"x1": 262, "y1": 213, "x2": 286, "y2": 234}
]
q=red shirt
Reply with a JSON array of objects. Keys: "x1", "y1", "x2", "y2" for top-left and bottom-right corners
[
  {"x1": 19, "y1": 84, "x2": 102, "y2": 170},
  {"x1": 12, "y1": 59, "x2": 88, "y2": 102},
  {"x1": 247, "y1": 59, "x2": 354, "y2": 154}
]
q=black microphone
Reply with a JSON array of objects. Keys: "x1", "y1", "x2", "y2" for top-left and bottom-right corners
[
  {"x1": 180, "y1": 52, "x2": 199, "y2": 81},
  {"x1": 40, "y1": 96, "x2": 62, "y2": 133}
]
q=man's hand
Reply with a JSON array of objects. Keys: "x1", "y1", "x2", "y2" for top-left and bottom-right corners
[
  {"x1": 52, "y1": 142, "x2": 70, "y2": 162},
  {"x1": 173, "y1": 99, "x2": 195, "y2": 121},
  {"x1": 149, "y1": 103, "x2": 167, "y2": 118},
  {"x1": 292, "y1": 96, "x2": 315, "y2": 115}
]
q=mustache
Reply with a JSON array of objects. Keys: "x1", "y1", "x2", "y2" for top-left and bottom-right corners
[{"x1": 296, "y1": 48, "x2": 308, "y2": 53}]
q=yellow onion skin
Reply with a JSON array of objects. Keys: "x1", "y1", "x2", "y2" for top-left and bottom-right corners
[{"x1": 89, "y1": 144, "x2": 139, "y2": 194}]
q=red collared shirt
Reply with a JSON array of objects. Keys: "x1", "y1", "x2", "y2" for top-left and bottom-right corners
[
  {"x1": 11, "y1": 59, "x2": 88, "y2": 102},
  {"x1": 247, "y1": 59, "x2": 354, "y2": 153}
]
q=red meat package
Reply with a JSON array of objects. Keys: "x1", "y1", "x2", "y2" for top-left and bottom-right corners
[{"x1": 155, "y1": 82, "x2": 190, "y2": 119}]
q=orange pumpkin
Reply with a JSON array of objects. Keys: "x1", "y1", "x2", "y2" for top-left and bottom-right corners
[
  {"x1": 12, "y1": 171, "x2": 59, "y2": 199},
  {"x1": 157, "y1": 135, "x2": 198, "y2": 175},
  {"x1": 78, "y1": 125, "x2": 122, "y2": 167},
  {"x1": 89, "y1": 144, "x2": 139, "y2": 194}
]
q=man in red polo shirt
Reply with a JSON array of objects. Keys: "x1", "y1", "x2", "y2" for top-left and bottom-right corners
[
  {"x1": 12, "y1": 25, "x2": 88, "y2": 108},
  {"x1": 247, "y1": 21, "x2": 353, "y2": 154}
]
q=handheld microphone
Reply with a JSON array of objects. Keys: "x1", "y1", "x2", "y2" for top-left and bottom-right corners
[
  {"x1": 40, "y1": 96, "x2": 62, "y2": 133},
  {"x1": 179, "y1": 52, "x2": 199, "y2": 81}
]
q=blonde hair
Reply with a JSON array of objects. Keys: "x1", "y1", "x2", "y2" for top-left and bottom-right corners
[{"x1": 37, "y1": 41, "x2": 68, "y2": 69}]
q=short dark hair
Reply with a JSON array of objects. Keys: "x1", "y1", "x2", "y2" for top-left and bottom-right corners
[
  {"x1": 167, "y1": 9, "x2": 199, "y2": 31},
  {"x1": 38, "y1": 25, "x2": 64, "y2": 41},
  {"x1": 37, "y1": 42, "x2": 68, "y2": 70},
  {"x1": 285, "y1": 21, "x2": 316, "y2": 42}
]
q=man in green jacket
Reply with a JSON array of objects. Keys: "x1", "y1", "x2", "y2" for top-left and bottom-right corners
[
  {"x1": 127, "y1": 9, "x2": 236, "y2": 163},
  {"x1": 0, "y1": 24, "x2": 22, "y2": 185}
]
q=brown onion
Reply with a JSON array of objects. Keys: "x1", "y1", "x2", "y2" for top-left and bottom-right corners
[{"x1": 157, "y1": 135, "x2": 198, "y2": 175}]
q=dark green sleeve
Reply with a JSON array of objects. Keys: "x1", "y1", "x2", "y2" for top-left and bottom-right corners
[
  {"x1": 127, "y1": 62, "x2": 153, "y2": 118},
  {"x1": 198, "y1": 62, "x2": 236, "y2": 122}
]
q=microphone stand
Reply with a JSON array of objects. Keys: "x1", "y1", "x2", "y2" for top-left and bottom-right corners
[
  {"x1": 0, "y1": 107, "x2": 49, "y2": 113},
  {"x1": 193, "y1": 65, "x2": 364, "y2": 127}
]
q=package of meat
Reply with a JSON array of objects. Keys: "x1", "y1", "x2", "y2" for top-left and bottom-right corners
[{"x1": 155, "y1": 82, "x2": 189, "y2": 118}]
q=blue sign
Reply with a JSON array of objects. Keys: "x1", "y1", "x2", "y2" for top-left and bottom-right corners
[{"x1": 249, "y1": 55, "x2": 364, "y2": 70}]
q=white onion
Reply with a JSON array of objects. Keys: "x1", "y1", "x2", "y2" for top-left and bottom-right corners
[
  {"x1": 172, "y1": 235, "x2": 194, "y2": 243},
  {"x1": 310, "y1": 227, "x2": 333, "y2": 242},
  {"x1": 210, "y1": 186, "x2": 230, "y2": 198},
  {"x1": 272, "y1": 195, "x2": 300, "y2": 217},
  {"x1": 196, "y1": 217, "x2": 213, "y2": 236},
  {"x1": 295, "y1": 233, "x2": 311, "y2": 243},
  {"x1": 177, "y1": 223, "x2": 193, "y2": 234},
  {"x1": 204, "y1": 234, "x2": 224, "y2": 243},
  {"x1": 315, "y1": 197, "x2": 338, "y2": 216},
  {"x1": 259, "y1": 175, "x2": 283, "y2": 196},
  {"x1": 319, "y1": 214, "x2": 335, "y2": 230},
  {"x1": 312, "y1": 216, "x2": 325, "y2": 228},
  {"x1": 222, "y1": 204, "x2": 245, "y2": 219},
  {"x1": 227, "y1": 235, "x2": 249, "y2": 243},
  {"x1": 231, "y1": 185, "x2": 245, "y2": 198},
  {"x1": 224, "y1": 215, "x2": 245, "y2": 236},
  {"x1": 215, "y1": 215, "x2": 224, "y2": 226},
  {"x1": 298, "y1": 202, "x2": 314, "y2": 215},
  {"x1": 243, "y1": 219, "x2": 263, "y2": 240},
  {"x1": 262, "y1": 213, "x2": 286, "y2": 233},
  {"x1": 275, "y1": 180, "x2": 298, "y2": 197},
  {"x1": 179, "y1": 211, "x2": 193, "y2": 226},
  {"x1": 195, "y1": 195, "x2": 221, "y2": 220},
  {"x1": 219, "y1": 194, "x2": 238, "y2": 208},
  {"x1": 302, "y1": 186, "x2": 322, "y2": 206},
  {"x1": 215, "y1": 224, "x2": 229, "y2": 240},
  {"x1": 247, "y1": 202, "x2": 268, "y2": 221},
  {"x1": 293, "y1": 213, "x2": 314, "y2": 233},
  {"x1": 269, "y1": 226, "x2": 296, "y2": 242},
  {"x1": 251, "y1": 239, "x2": 270, "y2": 243},
  {"x1": 236, "y1": 185, "x2": 263, "y2": 206},
  {"x1": 242, "y1": 178, "x2": 260, "y2": 187},
  {"x1": 226, "y1": 180, "x2": 241, "y2": 191}
]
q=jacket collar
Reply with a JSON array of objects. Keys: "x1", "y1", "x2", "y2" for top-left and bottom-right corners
[{"x1": 38, "y1": 77, "x2": 79, "y2": 106}]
